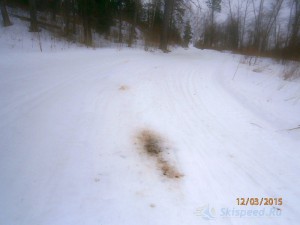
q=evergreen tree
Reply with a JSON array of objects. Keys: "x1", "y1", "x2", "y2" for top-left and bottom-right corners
[
  {"x1": 183, "y1": 20, "x2": 192, "y2": 47},
  {"x1": 128, "y1": 0, "x2": 140, "y2": 47},
  {"x1": 0, "y1": 0, "x2": 12, "y2": 27},
  {"x1": 160, "y1": 0, "x2": 173, "y2": 52},
  {"x1": 78, "y1": 0, "x2": 93, "y2": 45},
  {"x1": 95, "y1": 0, "x2": 113, "y2": 34},
  {"x1": 29, "y1": 0, "x2": 39, "y2": 32},
  {"x1": 169, "y1": 0, "x2": 184, "y2": 46}
]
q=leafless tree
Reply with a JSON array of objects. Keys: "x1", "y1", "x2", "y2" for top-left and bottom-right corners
[
  {"x1": 206, "y1": 0, "x2": 221, "y2": 47},
  {"x1": 288, "y1": 0, "x2": 300, "y2": 48},
  {"x1": 225, "y1": 0, "x2": 251, "y2": 48},
  {"x1": 251, "y1": 0, "x2": 283, "y2": 52}
]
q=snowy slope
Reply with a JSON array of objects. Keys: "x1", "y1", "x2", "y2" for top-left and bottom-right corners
[{"x1": 1, "y1": 19, "x2": 300, "y2": 225}]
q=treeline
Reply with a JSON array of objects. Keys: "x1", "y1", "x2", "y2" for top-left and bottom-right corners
[
  {"x1": 1, "y1": 0, "x2": 193, "y2": 51},
  {"x1": 195, "y1": 0, "x2": 300, "y2": 60},
  {"x1": 1, "y1": 0, "x2": 299, "y2": 59}
]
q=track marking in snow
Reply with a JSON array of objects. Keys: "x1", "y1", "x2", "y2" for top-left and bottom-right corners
[
  {"x1": 250, "y1": 122, "x2": 263, "y2": 128},
  {"x1": 135, "y1": 129, "x2": 183, "y2": 180}
]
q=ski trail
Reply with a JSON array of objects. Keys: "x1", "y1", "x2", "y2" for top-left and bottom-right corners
[{"x1": 0, "y1": 48, "x2": 299, "y2": 225}]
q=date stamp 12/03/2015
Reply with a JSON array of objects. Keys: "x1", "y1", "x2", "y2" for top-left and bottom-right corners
[{"x1": 236, "y1": 197, "x2": 282, "y2": 206}]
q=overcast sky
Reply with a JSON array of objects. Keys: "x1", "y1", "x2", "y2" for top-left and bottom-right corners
[{"x1": 191, "y1": 0, "x2": 291, "y2": 22}]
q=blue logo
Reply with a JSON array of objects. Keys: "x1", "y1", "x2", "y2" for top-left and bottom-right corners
[{"x1": 195, "y1": 204, "x2": 216, "y2": 220}]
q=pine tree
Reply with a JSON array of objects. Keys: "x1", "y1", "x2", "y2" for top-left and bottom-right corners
[
  {"x1": 78, "y1": 0, "x2": 93, "y2": 45},
  {"x1": 29, "y1": 0, "x2": 39, "y2": 32},
  {"x1": 183, "y1": 20, "x2": 192, "y2": 47},
  {"x1": 0, "y1": 0, "x2": 12, "y2": 27},
  {"x1": 160, "y1": 0, "x2": 173, "y2": 52}
]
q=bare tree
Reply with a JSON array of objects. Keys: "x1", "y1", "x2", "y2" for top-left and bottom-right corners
[
  {"x1": 240, "y1": 0, "x2": 250, "y2": 48},
  {"x1": 251, "y1": 0, "x2": 265, "y2": 50},
  {"x1": 225, "y1": 0, "x2": 240, "y2": 49},
  {"x1": 206, "y1": 0, "x2": 222, "y2": 47},
  {"x1": 250, "y1": 0, "x2": 283, "y2": 52},
  {"x1": 225, "y1": 0, "x2": 250, "y2": 48},
  {"x1": 288, "y1": 0, "x2": 300, "y2": 48},
  {"x1": 261, "y1": 0, "x2": 284, "y2": 50}
]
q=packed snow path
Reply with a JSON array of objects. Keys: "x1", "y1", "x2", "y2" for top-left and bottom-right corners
[{"x1": 1, "y1": 48, "x2": 300, "y2": 225}]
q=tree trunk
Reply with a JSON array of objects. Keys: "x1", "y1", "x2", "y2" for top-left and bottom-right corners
[
  {"x1": 118, "y1": 10, "x2": 123, "y2": 43},
  {"x1": 240, "y1": 0, "x2": 250, "y2": 49},
  {"x1": 50, "y1": 0, "x2": 58, "y2": 22},
  {"x1": 0, "y1": 0, "x2": 12, "y2": 27},
  {"x1": 72, "y1": 0, "x2": 76, "y2": 33},
  {"x1": 260, "y1": 0, "x2": 283, "y2": 51},
  {"x1": 128, "y1": 0, "x2": 138, "y2": 47},
  {"x1": 160, "y1": 0, "x2": 172, "y2": 52},
  {"x1": 289, "y1": 0, "x2": 300, "y2": 48},
  {"x1": 210, "y1": 9, "x2": 215, "y2": 47},
  {"x1": 82, "y1": 0, "x2": 92, "y2": 45},
  {"x1": 29, "y1": 0, "x2": 39, "y2": 32},
  {"x1": 64, "y1": 0, "x2": 71, "y2": 36}
]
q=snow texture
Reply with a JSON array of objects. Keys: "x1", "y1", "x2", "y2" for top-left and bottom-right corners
[{"x1": 1, "y1": 18, "x2": 300, "y2": 225}]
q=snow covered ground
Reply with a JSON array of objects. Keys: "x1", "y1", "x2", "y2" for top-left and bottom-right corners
[{"x1": 1, "y1": 19, "x2": 300, "y2": 225}]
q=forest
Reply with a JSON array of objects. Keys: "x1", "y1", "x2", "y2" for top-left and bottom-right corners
[{"x1": 1, "y1": 0, "x2": 299, "y2": 59}]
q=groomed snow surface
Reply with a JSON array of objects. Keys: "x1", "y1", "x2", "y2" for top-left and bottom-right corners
[{"x1": 1, "y1": 18, "x2": 300, "y2": 225}]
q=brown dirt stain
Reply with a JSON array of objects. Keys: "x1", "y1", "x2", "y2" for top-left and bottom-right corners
[
  {"x1": 119, "y1": 85, "x2": 129, "y2": 91},
  {"x1": 136, "y1": 129, "x2": 183, "y2": 179}
]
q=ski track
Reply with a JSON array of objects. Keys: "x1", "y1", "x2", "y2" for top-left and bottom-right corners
[{"x1": 0, "y1": 48, "x2": 299, "y2": 225}]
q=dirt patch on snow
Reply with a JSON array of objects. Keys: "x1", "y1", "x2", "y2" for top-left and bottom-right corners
[
  {"x1": 119, "y1": 85, "x2": 129, "y2": 91},
  {"x1": 136, "y1": 129, "x2": 183, "y2": 179}
]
